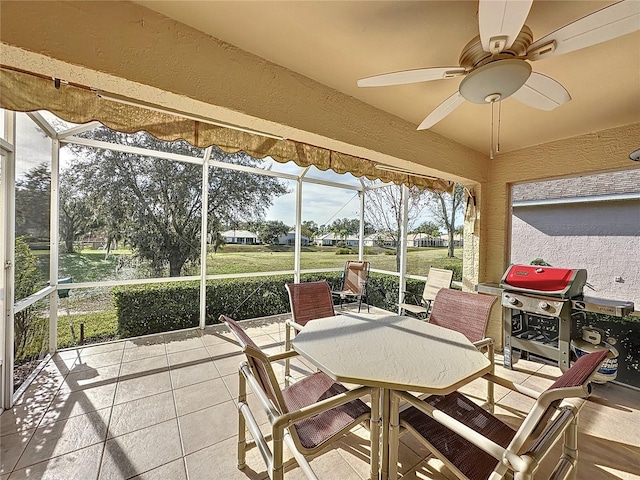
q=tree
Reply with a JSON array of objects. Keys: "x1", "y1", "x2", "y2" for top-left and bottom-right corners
[
  {"x1": 429, "y1": 183, "x2": 465, "y2": 258},
  {"x1": 328, "y1": 218, "x2": 359, "y2": 242},
  {"x1": 364, "y1": 182, "x2": 431, "y2": 270},
  {"x1": 59, "y1": 170, "x2": 94, "y2": 253},
  {"x1": 301, "y1": 220, "x2": 320, "y2": 243},
  {"x1": 14, "y1": 237, "x2": 41, "y2": 359},
  {"x1": 412, "y1": 221, "x2": 441, "y2": 237},
  {"x1": 67, "y1": 127, "x2": 288, "y2": 276},
  {"x1": 15, "y1": 163, "x2": 50, "y2": 240},
  {"x1": 257, "y1": 220, "x2": 290, "y2": 244}
]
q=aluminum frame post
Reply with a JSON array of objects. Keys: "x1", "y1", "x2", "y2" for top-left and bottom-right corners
[
  {"x1": 294, "y1": 175, "x2": 302, "y2": 283},
  {"x1": 199, "y1": 148, "x2": 212, "y2": 330},
  {"x1": 49, "y1": 138, "x2": 60, "y2": 353},
  {"x1": 398, "y1": 185, "x2": 409, "y2": 313}
]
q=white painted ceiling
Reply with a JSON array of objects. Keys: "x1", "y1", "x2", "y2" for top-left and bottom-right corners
[{"x1": 137, "y1": 1, "x2": 640, "y2": 155}]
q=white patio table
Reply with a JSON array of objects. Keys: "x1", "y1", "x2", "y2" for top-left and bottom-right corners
[{"x1": 291, "y1": 312, "x2": 492, "y2": 480}]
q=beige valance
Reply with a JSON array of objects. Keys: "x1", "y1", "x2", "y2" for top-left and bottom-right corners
[{"x1": 1, "y1": 67, "x2": 452, "y2": 192}]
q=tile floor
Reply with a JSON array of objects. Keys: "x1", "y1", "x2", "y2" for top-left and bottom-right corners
[{"x1": 1, "y1": 313, "x2": 639, "y2": 480}]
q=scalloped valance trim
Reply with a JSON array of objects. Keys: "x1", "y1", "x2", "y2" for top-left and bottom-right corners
[{"x1": 0, "y1": 67, "x2": 453, "y2": 192}]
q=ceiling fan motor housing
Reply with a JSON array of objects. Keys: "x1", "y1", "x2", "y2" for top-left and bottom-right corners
[{"x1": 459, "y1": 59, "x2": 532, "y2": 104}]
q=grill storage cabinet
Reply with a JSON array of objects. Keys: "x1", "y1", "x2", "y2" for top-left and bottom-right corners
[
  {"x1": 499, "y1": 265, "x2": 634, "y2": 374},
  {"x1": 501, "y1": 265, "x2": 587, "y2": 372}
]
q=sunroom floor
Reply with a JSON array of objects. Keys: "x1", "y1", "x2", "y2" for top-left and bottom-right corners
[{"x1": 1, "y1": 309, "x2": 639, "y2": 480}]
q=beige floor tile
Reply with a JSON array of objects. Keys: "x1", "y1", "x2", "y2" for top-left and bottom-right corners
[
  {"x1": 284, "y1": 448, "x2": 362, "y2": 480},
  {"x1": 16, "y1": 408, "x2": 110, "y2": 470},
  {"x1": 167, "y1": 346, "x2": 211, "y2": 367},
  {"x1": 40, "y1": 382, "x2": 117, "y2": 426},
  {"x1": 6, "y1": 442, "x2": 103, "y2": 480},
  {"x1": 205, "y1": 340, "x2": 243, "y2": 359},
  {"x1": 184, "y1": 436, "x2": 268, "y2": 480},
  {"x1": 64, "y1": 364, "x2": 120, "y2": 392},
  {"x1": 123, "y1": 335, "x2": 166, "y2": 349},
  {"x1": 129, "y1": 458, "x2": 187, "y2": 479},
  {"x1": 119, "y1": 355, "x2": 168, "y2": 377},
  {"x1": 80, "y1": 341, "x2": 125, "y2": 356},
  {"x1": 178, "y1": 400, "x2": 238, "y2": 455},
  {"x1": 71, "y1": 349, "x2": 124, "y2": 371},
  {"x1": 213, "y1": 352, "x2": 246, "y2": 377},
  {"x1": 200, "y1": 329, "x2": 236, "y2": 347},
  {"x1": 173, "y1": 378, "x2": 232, "y2": 416},
  {"x1": 122, "y1": 343, "x2": 166, "y2": 362},
  {"x1": 99, "y1": 419, "x2": 182, "y2": 480},
  {"x1": 163, "y1": 331, "x2": 205, "y2": 354},
  {"x1": 0, "y1": 397, "x2": 52, "y2": 436},
  {"x1": 169, "y1": 359, "x2": 221, "y2": 390},
  {"x1": 108, "y1": 390, "x2": 176, "y2": 438},
  {"x1": 114, "y1": 370, "x2": 172, "y2": 405},
  {"x1": 0, "y1": 429, "x2": 32, "y2": 474}
]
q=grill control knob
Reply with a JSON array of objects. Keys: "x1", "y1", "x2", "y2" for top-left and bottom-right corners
[
  {"x1": 507, "y1": 295, "x2": 519, "y2": 305},
  {"x1": 538, "y1": 301, "x2": 551, "y2": 311}
]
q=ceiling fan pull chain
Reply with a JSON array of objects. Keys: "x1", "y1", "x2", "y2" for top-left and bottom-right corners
[
  {"x1": 490, "y1": 100, "x2": 495, "y2": 160},
  {"x1": 497, "y1": 100, "x2": 502, "y2": 153}
]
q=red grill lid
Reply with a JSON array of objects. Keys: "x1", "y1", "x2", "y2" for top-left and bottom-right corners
[
  {"x1": 500, "y1": 264, "x2": 588, "y2": 298},
  {"x1": 504, "y1": 265, "x2": 574, "y2": 291}
]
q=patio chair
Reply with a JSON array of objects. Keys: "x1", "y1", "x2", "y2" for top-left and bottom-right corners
[
  {"x1": 394, "y1": 349, "x2": 609, "y2": 480},
  {"x1": 399, "y1": 267, "x2": 453, "y2": 319},
  {"x1": 220, "y1": 315, "x2": 380, "y2": 480},
  {"x1": 331, "y1": 260, "x2": 370, "y2": 313},
  {"x1": 284, "y1": 281, "x2": 335, "y2": 385},
  {"x1": 428, "y1": 288, "x2": 498, "y2": 407}
]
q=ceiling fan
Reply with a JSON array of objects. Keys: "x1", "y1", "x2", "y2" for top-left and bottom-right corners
[{"x1": 358, "y1": 0, "x2": 640, "y2": 135}]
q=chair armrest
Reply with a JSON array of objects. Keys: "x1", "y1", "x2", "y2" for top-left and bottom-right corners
[
  {"x1": 482, "y1": 373, "x2": 542, "y2": 399},
  {"x1": 284, "y1": 319, "x2": 304, "y2": 332},
  {"x1": 396, "y1": 390, "x2": 506, "y2": 462},
  {"x1": 400, "y1": 291, "x2": 423, "y2": 305},
  {"x1": 267, "y1": 350, "x2": 300, "y2": 362},
  {"x1": 472, "y1": 337, "x2": 494, "y2": 349}
]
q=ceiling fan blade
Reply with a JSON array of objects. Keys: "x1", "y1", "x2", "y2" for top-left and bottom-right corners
[
  {"x1": 357, "y1": 67, "x2": 466, "y2": 87},
  {"x1": 479, "y1": 0, "x2": 533, "y2": 53},
  {"x1": 417, "y1": 92, "x2": 465, "y2": 130},
  {"x1": 511, "y1": 72, "x2": 571, "y2": 111},
  {"x1": 527, "y1": 0, "x2": 640, "y2": 61}
]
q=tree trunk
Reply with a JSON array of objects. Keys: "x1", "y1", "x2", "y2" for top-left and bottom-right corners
[
  {"x1": 169, "y1": 257, "x2": 185, "y2": 277},
  {"x1": 64, "y1": 234, "x2": 75, "y2": 253},
  {"x1": 447, "y1": 229, "x2": 455, "y2": 258}
]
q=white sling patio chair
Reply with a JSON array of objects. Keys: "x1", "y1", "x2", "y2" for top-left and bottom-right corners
[
  {"x1": 392, "y1": 349, "x2": 609, "y2": 480},
  {"x1": 399, "y1": 267, "x2": 453, "y2": 319},
  {"x1": 284, "y1": 281, "x2": 335, "y2": 385},
  {"x1": 331, "y1": 260, "x2": 370, "y2": 313},
  {"x1": 221, "y1": 315, "x2": 380, "y2": 480}
]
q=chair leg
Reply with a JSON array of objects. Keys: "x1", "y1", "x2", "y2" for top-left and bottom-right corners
[
  {"x1": 284, "y1": 323, "x2": 292, "y2": 386},
  {"x1": 564, "y1": 413, "x2": 580, "y2": 480},
  {"x1": 237, "y1": 371, "x2": 247, "y2": 469},
  {"x1": 272, "y1": 424, "x2": 285, "y2": 480},
  {"x1": 487, "y1": 343, "x2": 495, "y2": 413},
  {"x1": 388, "y1": 391, "x2": 401, "y2": 480},
  {"x1": 369, "y1": 389, "x2": 380, "y2": 480}
]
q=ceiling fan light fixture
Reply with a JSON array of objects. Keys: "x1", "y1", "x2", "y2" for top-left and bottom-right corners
[{"x1": 459, "y1": 59, "x2": 532, "y2": 104}]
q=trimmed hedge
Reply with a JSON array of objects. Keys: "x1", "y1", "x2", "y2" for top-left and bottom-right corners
[
  {"x1": 113, "y1": 269, "x2": 467, "y2": 338},
  {"x1": 114, "y1": 272, "x2": 413, "y2": 337}
]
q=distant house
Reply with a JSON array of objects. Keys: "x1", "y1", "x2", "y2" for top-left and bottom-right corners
[
  {"x1": 221, "y1": 229, "x2": 258, "y2": 244},
  {"x1": 363, "y1": 233, "x2": 396, "y2": 248},
  {"x1": 511, "y1": 170, "x2": 640, "y2": 306},
  {"x1": 316, "y1": 233, "x2": 359, "y2": 247},
  {"x1": 278, "y1": 231, "x2": 309, "y2": 246},
  {"x1": 408, "y1": 233, "x2": 446, "y2": 247}
]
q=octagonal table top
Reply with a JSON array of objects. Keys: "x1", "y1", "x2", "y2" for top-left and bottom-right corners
[{"x1": 291, "y1": 313, "x2": 491, "y2": 394}]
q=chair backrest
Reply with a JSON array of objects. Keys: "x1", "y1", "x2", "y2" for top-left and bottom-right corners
[
  {"x1": 342, "y1": 260, "x2": 370, "y2": 294},
  {"x1": 286, "y1": 281, "x2": 335, "y2": 327},
  {"x1": 512, "y1": 349, "x2": 608, "y2": 455},
  {"x1": 422, "y1": 267, "x2": 454, "y2": 303},
  {"x1": 220, "y1": 314, "x2": 288, "y2": 414},
  {"x1": 429, "y1": 289, "x2": 496, "y2": 343}
]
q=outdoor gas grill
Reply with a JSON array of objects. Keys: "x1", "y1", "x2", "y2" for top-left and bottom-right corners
[{"x1": 499, "y1": 264, "x2": 634, "y2": 373}]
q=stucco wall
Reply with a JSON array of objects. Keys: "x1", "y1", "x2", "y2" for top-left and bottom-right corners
[
  {"x1": 511, "y1": 200, "x2": 640, "y2": 306},
  {"x1": 481, "y1": 123, "x2": 640, "y2": 347}
]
